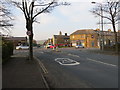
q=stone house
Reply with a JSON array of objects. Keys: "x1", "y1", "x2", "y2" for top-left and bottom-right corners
[
  {"x1": 70, "y1": 29, "x2": 99, "y2": 48},
  {"x1": 52, "y1": 31, "x2": 70, "y2": 46}
]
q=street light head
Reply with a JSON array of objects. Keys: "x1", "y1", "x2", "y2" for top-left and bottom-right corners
[{"x1": 91, "y1": 2, "x2": 96, "y2": 4}]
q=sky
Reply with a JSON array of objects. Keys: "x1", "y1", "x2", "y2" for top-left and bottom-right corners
[{"x1": 10, "y1": 0, "x2": 115, "y2": 40}]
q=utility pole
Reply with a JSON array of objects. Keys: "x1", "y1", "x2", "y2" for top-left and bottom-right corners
[
  {"x1": 91, "y1": 2, "x2": 104, "y2": 50},
  {"x1": 100, "y1": 4, "x2": 104, "y2": 51}
]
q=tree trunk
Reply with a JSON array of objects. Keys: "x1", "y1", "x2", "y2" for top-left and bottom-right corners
[
  {"x1": 26, "y1": 20, "x2": 33, "y2": 60},
  {"x1": 112, "y1": 20, "x2": 118, "y2": 53},
  {"x1": 29, "y1": 34, "x2": 33, "y2": 60}
]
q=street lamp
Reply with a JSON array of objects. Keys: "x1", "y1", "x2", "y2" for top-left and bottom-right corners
[{"x1": 91, "y1": 2, "x2": 104, "y2": 50}]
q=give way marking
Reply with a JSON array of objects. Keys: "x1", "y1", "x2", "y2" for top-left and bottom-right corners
[{"x1": 55, "y1": 58, "x2": 80, "y2": 66}]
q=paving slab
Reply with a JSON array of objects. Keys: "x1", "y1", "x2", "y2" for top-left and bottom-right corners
[{"x1": 2, "y1": 50, "x2": 47, "y2": 89}]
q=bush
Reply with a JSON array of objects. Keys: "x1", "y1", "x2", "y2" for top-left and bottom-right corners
[{"x1": 2, "y1": 37, "x2": 14, "y2": 63}]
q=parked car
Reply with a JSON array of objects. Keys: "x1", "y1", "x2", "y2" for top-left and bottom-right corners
[
  {"x1": 46, "y1": 43, "x2": 52, "y2": 48},
  {"x1": 75, "y1": 45, "x2": 84, "y2": 48},
  {"x1": 50, "y1": 45, "x2": 56, "y2": 49},
  {"x1": 16, "y1": 45, "x2": 29, "y2": 50}
]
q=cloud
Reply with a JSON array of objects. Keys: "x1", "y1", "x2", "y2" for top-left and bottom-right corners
[
  {"x1": 60, "y1": 0, "x2": 104, "y2": 3},
  {"x1": 58, "y1": 2, "x2": 93, "y2": 22},
  {"x1": 37, "y1": 14, "x2": 59, "y2": 24}
]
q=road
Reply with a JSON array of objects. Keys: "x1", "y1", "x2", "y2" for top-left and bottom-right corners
[{"x1": 33, "y1": 47, "x2": 118, "y2": 88}]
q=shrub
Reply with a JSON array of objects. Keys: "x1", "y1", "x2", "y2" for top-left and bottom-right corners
[{"x1": 2, "y1": 37, "x2": 14, "y2": 63}]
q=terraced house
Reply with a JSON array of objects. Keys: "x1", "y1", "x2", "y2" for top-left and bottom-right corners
[
  {"x1": 70, "y1": 29, "x2": 99, "y2": 48},
  {"x1": 52, "y1": 31, "x2": 70, "y2": 46}
]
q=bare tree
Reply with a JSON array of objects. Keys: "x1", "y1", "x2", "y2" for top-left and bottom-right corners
[
  {"x1": 9, "y1": 0, "x2": 70, "y2": 60},
  {"x1": 91, "y1": 0, "x2": 120, "y2": 53},
  {"x1": 0, "y1": 1, "x2": 13, "y2": 34}
]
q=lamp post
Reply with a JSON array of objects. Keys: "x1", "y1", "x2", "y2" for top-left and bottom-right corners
[{"x1": 91, "y1": 2, "x2": 104, "y2": 50}]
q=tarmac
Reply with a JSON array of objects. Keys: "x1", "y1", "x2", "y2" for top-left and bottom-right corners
[
  {"x1": 85, "y1": 48, "x2": 119, "y2": 56},
  {"x1": 2, "y1": 48, "x2": 119, "y2": 89},
  {"x1": 2, "y1": 50, "x2": 49, "y2": 89}
]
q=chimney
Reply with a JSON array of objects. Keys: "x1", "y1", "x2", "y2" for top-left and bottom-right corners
[
  {"x1": 59, "y1": 31, "x2": 62, "y2": 35},
  {"x1": 65, "y1": 33, "x2": 67, "y2": 36}
]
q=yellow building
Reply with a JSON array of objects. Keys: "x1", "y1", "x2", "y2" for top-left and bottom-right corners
[{"x1": 70, "y1": 29, "x2": 99, "y2": 48}]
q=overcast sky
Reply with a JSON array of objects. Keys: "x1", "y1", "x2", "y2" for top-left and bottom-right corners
[{"x1": 11, "y1": 0, "x2": 114, "y2": 40}]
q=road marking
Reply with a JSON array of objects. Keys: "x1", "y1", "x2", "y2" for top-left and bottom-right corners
[
  {"x1": 87, "y1": 58, "x2": 117, "y2": 67},
  {"x1": 33, "y1": 57, "x2": 49, "y2": 88},
  {"x1": 39, "y1": 52, "x2": 44, "y2": 54},
  {"x1": 68, "y1": 53, "x2": 80, "y2": 57},
  {"x1": 55, "y1": 58, "x2": 80, "y2": 66},
  {"x1": 34, "y1": 56, "x2": 48, "y2": 74}
]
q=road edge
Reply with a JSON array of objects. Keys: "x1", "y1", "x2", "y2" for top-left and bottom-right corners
[{"x1": 33, "y1": 56, "x2": 50, "y2": 89}]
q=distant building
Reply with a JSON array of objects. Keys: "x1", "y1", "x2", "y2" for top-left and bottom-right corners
[
  {"x1": 70, "y1": 29, "x2": 99, "y2": 48},
  {"x1": 52, "y1": 31, "x2": 70, "y2": 46},
  {"x1": 6, "y1": 37, "x2": 28, "y2": 48},
  {"x1": 117, "y1": 30, "x2": 120, "y2": 42},
  {"x1": 70, "y1": 29, "x2": 120, "y2": 48},
  {"x1": 101, "y1": 29, "x2": 120, "y2": 46}
]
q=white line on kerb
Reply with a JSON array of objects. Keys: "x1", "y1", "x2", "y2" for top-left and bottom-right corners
[
  {"x1": 34, "y1": 57, "x2": 48, "y2": 74},
  {"x1": 87, "y1": 58, "x2": 117, "y2": 67}
]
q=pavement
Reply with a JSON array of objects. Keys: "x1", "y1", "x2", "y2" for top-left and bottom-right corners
[{"x1": 2, "y1": 50, "x2": 49, "y2": 89}]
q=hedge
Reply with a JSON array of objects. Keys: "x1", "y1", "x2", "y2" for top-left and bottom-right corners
[{"x1": 2, "y1": 37, "x2": 14, "y2": 63}]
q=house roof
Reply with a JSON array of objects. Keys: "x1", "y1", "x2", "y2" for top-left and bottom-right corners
[
  {"x1": 6, "y1": 37, "x2": 27, "y2": 41},
  {"x1": 70, "y1": 29, "x2": 97, "y2": 35},
  {"x1": 53, "y1": 35, "x2": 70, "y2": 39}
]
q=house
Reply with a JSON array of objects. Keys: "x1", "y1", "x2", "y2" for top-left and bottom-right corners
[
  {"x1": 101, "y1": 29, "x2": 120, "y2": 46},
  {"x1": 117, "y1": 30, "x2": 120, "y2": 43},
  {"x1": 44, "y1": 38, "x2": 53, "y2": 45},
  {"x1": 52, "y1": 31, "x2": 70, "y2": 46},
  {"x1": 70, "y1": 29, "x2": 120, "y2": 48},
  {"x1": 70, "y1": 29, "x2": 99, "y2": 48},
  {"x1": 6, "y1": 37, "x2": 28, "y2": 48}
]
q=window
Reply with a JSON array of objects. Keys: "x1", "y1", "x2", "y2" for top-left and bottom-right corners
[
  {"x1": 80, "y1": 35, "x2": 85, "y2": 38},
  {"x1": 91, "y1": 35, "x2": 94, "y2": 38}
]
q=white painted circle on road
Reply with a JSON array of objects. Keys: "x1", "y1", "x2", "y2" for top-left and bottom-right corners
[{"x1": 55, "y1": 58, "x2": 80, "y2": 66}]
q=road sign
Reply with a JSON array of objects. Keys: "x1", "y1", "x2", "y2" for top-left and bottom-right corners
[{"x1": 26, "y1": 31, "x2": 31, "y2": 36}]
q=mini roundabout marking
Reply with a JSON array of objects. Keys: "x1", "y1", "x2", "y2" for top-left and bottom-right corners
[{"x1": 55, "y1": 58, "x2": 80, "y2": 66}]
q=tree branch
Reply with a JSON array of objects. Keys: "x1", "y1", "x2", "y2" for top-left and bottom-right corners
[
  {"x1": 22, "y1": 0, "x2": 28, "y2": 20},
  {"x1": 25, "y1": 0, "x2": 30, "y2": 19},
  {"x1": 32, "y1": 1, "x2": 54, "y2": 19}
]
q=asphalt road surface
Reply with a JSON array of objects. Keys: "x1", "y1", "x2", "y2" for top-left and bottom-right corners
[{"x1": 33, "y1": 47, "x2": 118, "y2": 88}]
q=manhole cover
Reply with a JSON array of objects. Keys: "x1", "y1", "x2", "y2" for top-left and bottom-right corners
[{"x1": 55, "y1": 58, "x2": 80, "y2": 65}]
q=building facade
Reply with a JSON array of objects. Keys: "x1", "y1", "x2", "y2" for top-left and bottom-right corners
[
  {"x1": 70, "y1": 29, "x2": 99, "y2": 48},
  {"x1": 70, "y1": 29, "x2": 120, "y2": 48},
  {"x1": 6, "y1": 37, "x2": 28, "y2": 48},
  {"x1": 52, "y1": 31, "x2": 70, "y2": 46}
]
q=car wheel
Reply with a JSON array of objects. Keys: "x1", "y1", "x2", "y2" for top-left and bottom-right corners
[{"x1": 19, "y1": 48, "x2": 22, "y2": 50}]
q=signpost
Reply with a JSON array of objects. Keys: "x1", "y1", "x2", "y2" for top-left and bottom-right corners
[{"x1": 26, "y1": 31, "x2": 31, "y2": 36}]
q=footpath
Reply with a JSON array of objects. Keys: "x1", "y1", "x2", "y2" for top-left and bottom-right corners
[{"x1": 2, "y1": 50, "x2": 48, "y2": 89}]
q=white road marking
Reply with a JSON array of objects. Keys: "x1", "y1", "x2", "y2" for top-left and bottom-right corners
[
  {"x1": 55, "y1": 58, "x2": 80, "y2": 66},
  {"x1": 34, "y1": 57, "x2": 48, "y2": 74},
  {"x1": 39, "y1": 52, "x2": 44, "y2": 54},
  {"x1": 68, "y1": 53, "x2": 80, "y2": 57},
  {"x1": 87, "y1": 58, "x2": 117, "y2": 67}
]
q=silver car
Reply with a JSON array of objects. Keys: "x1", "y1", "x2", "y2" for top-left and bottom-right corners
[
  {"x1": 75, "y1": 45, "x2": 84, "y2": 48},
  {"x1": 16, "y1": 45, "x2": 29, "y2": 50}
]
